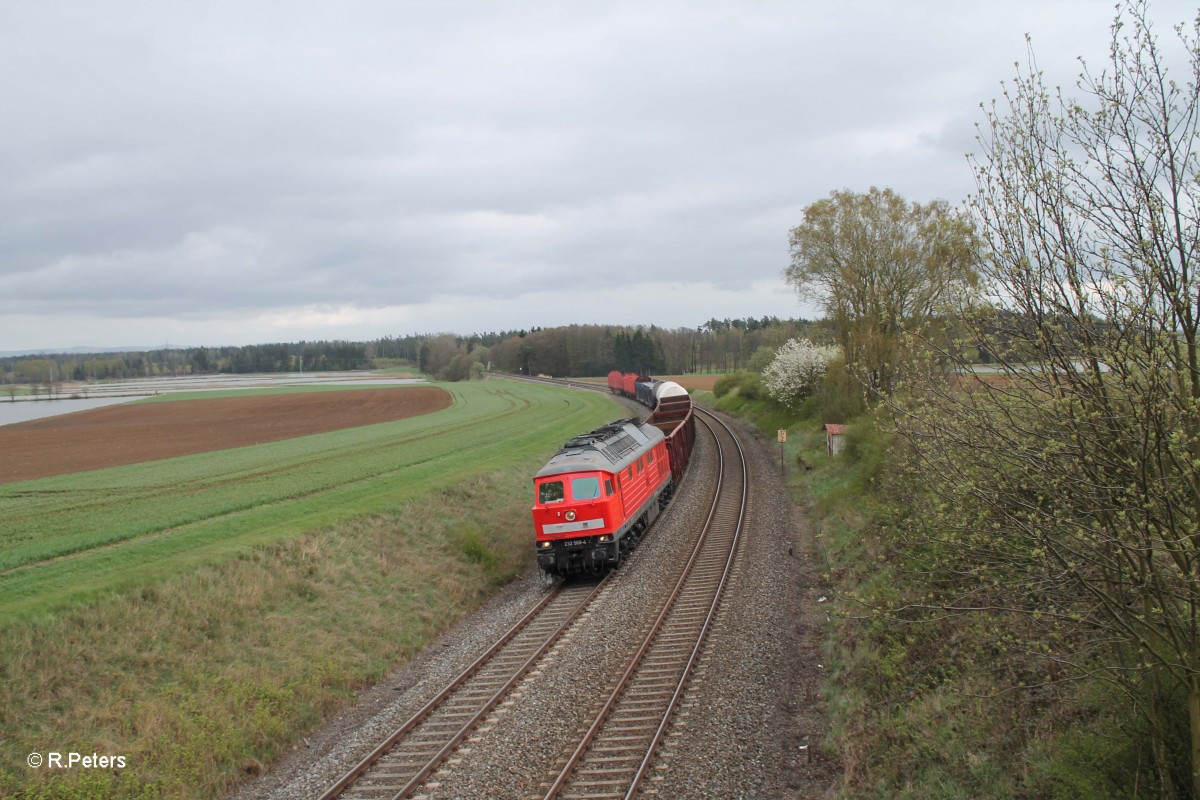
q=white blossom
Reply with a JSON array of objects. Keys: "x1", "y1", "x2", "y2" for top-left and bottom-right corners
[{"x1": 761, "y1": 338, "x2": 841, "y2": 407}]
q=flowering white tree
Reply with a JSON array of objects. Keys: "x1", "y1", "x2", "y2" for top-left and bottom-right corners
[{"x1": 761, "y1": 338, "x2": 840, "y2": 407}]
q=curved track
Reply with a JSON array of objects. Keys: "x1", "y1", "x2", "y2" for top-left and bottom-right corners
[
  {"x1": 539, "y1": 410, "x2": 747, "y2": 800},
  {"x1": 320, "y1": 374, "x2": 749, "y2": 799}
]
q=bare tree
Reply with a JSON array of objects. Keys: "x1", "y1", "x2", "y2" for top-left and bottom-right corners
[{"x1": 891, "y1": 3, "x2": 1200, "y2": 794}]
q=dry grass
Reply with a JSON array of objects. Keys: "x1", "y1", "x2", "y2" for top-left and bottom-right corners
[{"x1": 0, "y1": 467, "x2": 537, "y2": 799}]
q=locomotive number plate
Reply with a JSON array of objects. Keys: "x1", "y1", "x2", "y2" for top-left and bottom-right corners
[{"x1": 561, "y1": 538, "x2": 587, "y2": 547}]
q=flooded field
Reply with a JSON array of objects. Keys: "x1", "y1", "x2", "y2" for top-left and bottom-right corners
[
  {"x1": 0, "y1": 385, "x2": 450, "y2": 483},
  {"x1": 0, "y1": 372, "x2": 425, "y2": 426}
]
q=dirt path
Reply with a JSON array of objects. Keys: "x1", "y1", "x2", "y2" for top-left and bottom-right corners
[{"x1": 0, "y1": 387, "x2": 452, "y2": 484}]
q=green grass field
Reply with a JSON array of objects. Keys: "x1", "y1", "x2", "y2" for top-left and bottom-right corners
[
  {"x1": 0, "y1": 378, "x2": 622, "y2": 798},
  {"x1": 0, "y1": 380, "x2": 617, "y2": 617}
]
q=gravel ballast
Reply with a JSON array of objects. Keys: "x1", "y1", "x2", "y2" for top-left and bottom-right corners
[{"x1": 227, "y1": 409, "x2": 836, "y2": 800}]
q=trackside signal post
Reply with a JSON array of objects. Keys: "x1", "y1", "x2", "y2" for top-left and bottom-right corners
[{"x1": 777, "y1": 429, "x2": 786, "y2": 475}]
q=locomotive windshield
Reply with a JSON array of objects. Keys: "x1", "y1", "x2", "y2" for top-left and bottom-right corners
[
  {"x1": 571, "y1": 476, "x2": 602, "y2": 500},
  {"x1": 538, "y1": 480, "x2": 565, "y2": 504}
]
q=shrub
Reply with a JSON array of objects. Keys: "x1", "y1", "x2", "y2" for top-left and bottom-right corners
[
  {"x1": 713, "y1": 371, "x2": 762, "y2": 399},
  {"x1": 841, "y1": 413, "x2": 890, "y2": 490},
  {"x1": 747, "y1": 346, "x2": 777, "y2": 374},
  {"x1": 712, "y1": 373, "x2": 737, "y2": 398},
  {"x1": 762, "y1": 339, "x2": 841, "y2": 408},
  {"x1": 815, "y1": 355, "x2": 865, "y2": 422}
]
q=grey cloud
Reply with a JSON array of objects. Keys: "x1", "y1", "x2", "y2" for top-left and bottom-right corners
[{"x1": 3, "y1": 0, "x2": 1197, "y2": 348}]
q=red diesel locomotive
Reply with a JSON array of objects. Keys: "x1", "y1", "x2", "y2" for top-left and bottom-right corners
[{"x1": 533, "y1": 377, "x2": 695, "y2": 576}]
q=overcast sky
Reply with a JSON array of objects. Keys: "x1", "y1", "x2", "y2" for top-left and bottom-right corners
[{"x1": 2, "y1": 1, "x2": 1196, "y2": 351}]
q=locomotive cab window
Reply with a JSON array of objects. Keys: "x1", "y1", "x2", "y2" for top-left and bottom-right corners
[
  {"x1": 571, "y1": 476, "x2": 602, "y2": 500},
  {"x1": 604, "y1": 479, "x2": 614, "y2": 496},
  {"x1": 538, "y1": 481, "x2": 565, "y2": 504}
]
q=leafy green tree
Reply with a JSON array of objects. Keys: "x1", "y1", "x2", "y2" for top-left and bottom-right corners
[
  {"x1": 746, "y1": 345, "x2": 777, "y2": 373},
  {"x1": 786, "y1": 187, "x2": 977, "y2": 396}
]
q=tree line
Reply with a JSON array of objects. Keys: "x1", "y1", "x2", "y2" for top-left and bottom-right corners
[
  {"x1": 422, "y1": 318, "x2": 813, "y2": 380},
  {"x1": 1, "y1": 340, "x2": 372, "y2": 384},
  {"x1": 0, "y1": 317, "x2": 814, "y2": 387}
]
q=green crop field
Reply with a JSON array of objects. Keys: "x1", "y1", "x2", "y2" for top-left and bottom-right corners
[
  {"x1": 0, "y1": 380, "x2": 620, "y2": 617},
  {"x1": 0, "y1": 378, "x2": 623, "y2": 799}
]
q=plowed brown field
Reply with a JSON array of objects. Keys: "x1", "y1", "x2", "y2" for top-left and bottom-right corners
[{"x1": 0, "y1": 387, "x2": 452, "y2": 484}]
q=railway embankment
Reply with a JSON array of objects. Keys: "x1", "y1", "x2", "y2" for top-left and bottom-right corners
[
  {"x1": 229, "y1": 385, "x2": 837, "y2": 799},
  {"x1": 747, "y1": 384, "x2": 1147, "y2": 797}
]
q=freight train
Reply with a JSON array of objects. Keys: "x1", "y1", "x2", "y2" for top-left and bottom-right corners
[{"x1": 532, "y1": 374, "x2": 695, "y2": 576}]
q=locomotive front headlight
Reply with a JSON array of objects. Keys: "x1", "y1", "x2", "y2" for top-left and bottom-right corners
[
  {"x1": 598, "y1": 534, "x2": 612, "y2": 542},
  {"x1": 565, "y1": 510, "x2": 576, "y2": 521},
  {"x1": 538, "y1": 540, "x2": 552, "y2": 549}
]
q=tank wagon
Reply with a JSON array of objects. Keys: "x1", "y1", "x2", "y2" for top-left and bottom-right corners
[{"x1": 533, "y1": 375, "x2": 695, "y2": 576}]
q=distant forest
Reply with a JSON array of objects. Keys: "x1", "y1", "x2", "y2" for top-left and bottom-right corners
[{"x1": 0, "y1": 317, "x2": 816, "y2": 386}]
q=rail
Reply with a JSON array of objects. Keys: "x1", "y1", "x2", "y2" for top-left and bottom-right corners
[
  {"x1": 540, "y1": 408, "x2": 747, "y2": 799},
  {"x1": 322, "y1": 372, "x2": 747, "y2": 799},
  {"x1": 320, "y1": 577, "x2": 608, "y2": 800}
]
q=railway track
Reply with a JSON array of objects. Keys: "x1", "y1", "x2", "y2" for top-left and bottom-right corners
[
  {"x1": 319, "y1": 578, "x2": 608, "y2": 800},
  {"x1": 320, "y1": 374, "x2": 749, "y2": 799},
  {"x1": 538, "y1": 410, "x2": 746, "y2": 800}
]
